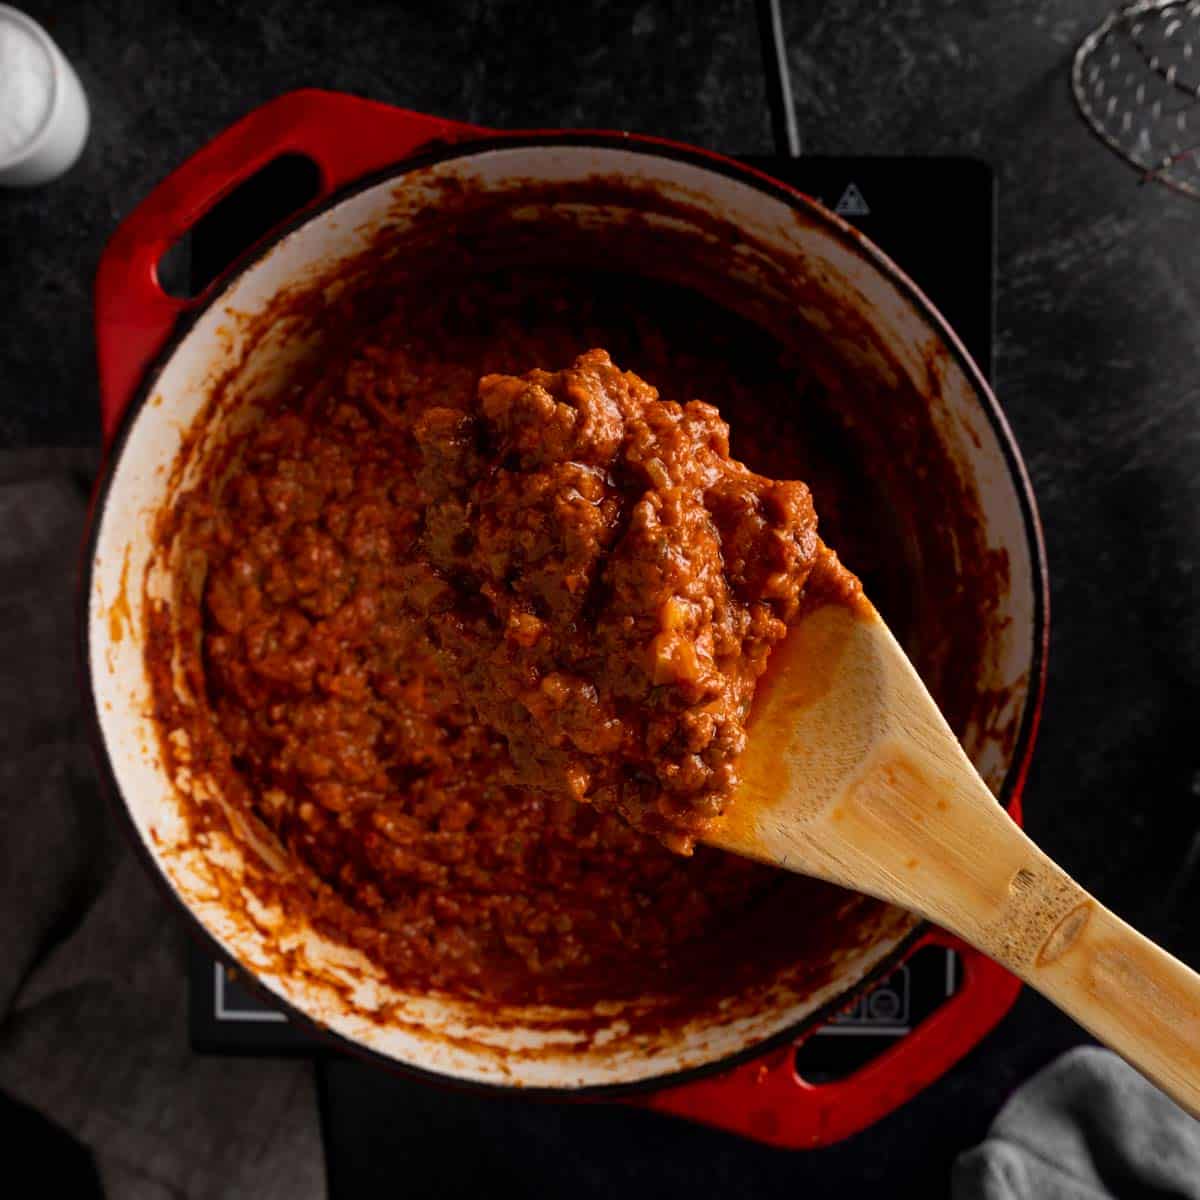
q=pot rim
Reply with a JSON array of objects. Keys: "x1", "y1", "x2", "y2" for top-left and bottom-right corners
[{"x1": 81, "y1": 129, "x2": 1049, "y2": 1098}]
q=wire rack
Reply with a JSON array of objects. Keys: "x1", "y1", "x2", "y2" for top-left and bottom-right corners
[{"x1": 1074, "y1": 0, "x2": 1200, "y2": 198}]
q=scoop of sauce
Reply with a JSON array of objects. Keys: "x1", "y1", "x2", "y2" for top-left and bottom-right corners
[{"x1": 410, "y1": 349, "x2": 818, "y2": 853}]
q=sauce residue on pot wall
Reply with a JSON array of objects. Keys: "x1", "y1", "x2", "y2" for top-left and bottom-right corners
[{"x1": 107, "y1": 545, "x2": 133, "y2": 645}]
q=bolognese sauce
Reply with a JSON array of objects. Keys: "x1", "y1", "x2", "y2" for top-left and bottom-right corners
[{"x1": 151, "y1": 267, "x2": 961, "y2": 1007}]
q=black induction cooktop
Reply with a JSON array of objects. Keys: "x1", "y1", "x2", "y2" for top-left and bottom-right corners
[{"x1": 187, "y1": 152, "x2": 996, "y2": 1082}]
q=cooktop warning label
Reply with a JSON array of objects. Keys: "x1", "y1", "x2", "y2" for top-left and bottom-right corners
[{"x1": 835, "y1": 182, "x2": 870, "y2": 216}]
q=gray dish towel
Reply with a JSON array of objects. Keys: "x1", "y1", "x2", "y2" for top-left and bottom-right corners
[
  {"x1": 954, "y1": 1045, "x2": 1200, "y2": 1198},
  {"x1": 0, "y1": 449, "x2": 325, "y2": 1200}
]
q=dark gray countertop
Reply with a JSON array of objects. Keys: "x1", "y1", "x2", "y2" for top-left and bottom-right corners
[{"x1": 3, "y1": 1, "x2": 1198, "y2": 1196}]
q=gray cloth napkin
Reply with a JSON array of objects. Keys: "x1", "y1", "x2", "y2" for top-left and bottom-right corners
[
  {"x1": 0, "y1": 449, "x2": 325, "y2": 1200},
  {"x1": 954, "y1": 1045, "x2": 1200, "y2": 1199}
]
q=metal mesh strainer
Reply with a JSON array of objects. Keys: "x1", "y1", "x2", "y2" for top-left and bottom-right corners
[{"x1": 1073, "y1": 0, "x2": 1200, "y2": 198}]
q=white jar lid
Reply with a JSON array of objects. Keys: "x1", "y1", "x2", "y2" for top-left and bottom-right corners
[
  {"x1": 0, "y1": 9, "x2": 52, "y2": 156},
  {"x1": 0, "y1": 4, "x2": 89, "y2": 187}
]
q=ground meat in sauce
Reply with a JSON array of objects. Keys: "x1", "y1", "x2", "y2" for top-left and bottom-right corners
[
  {"x1": 159, "y1": 268, "x2": 949, "y2": 1008},
  {"x1": 187, "y1": 294, "x2": 821, "y2": 1004},
  {"x1": 410, "y1": 349, "x2": 818, "y2": 853}
]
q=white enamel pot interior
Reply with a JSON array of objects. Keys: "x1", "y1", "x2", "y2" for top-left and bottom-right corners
[{"x1": 85, "y1": 138, "x2": 1047, "y2": 1092}]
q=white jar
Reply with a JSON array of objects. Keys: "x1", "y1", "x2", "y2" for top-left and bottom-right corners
[{"x1": 0, "y1": 4, "x2": 88, "y2": 187}]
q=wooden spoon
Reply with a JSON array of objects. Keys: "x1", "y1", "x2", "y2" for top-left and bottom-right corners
[{"x1": 709, "y1": 552, "x2": 1200, "y2": 1117}]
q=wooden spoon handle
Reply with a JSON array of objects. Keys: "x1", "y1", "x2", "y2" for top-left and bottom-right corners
[
  {"x1": 802, "y1": 747, "x2": 1200, "y2": 1115},
  {"x1": 713, "y1": 601, "x2": 1200, "y2": 1115},
  {"x1": 825, "y1": 754, "x2": 1200, "y2": 1115},
  {"x1": 1019, "y1": 885, "x2": 1200, "y2": 1113},
  {"x1": 820, "y1": 720, "x2": 1200, "y2": 1117}
]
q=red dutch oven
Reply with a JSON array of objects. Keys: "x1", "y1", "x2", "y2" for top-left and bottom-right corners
[{"x1": 83, "y1": 90, "x2": 1048, "y2": 1148}]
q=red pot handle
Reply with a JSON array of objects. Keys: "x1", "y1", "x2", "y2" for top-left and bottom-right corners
[
  {"x1": 636, "y1": 928, "x2": 1022, "y2": 1148},
  {"x1": 93, "y1": 89, "x2": 484, "y2": 445}
]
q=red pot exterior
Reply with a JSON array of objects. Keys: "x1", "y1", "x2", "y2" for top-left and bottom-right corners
[{"x1": 92, "y1": 90, "x2": 1043, "y2": 1149}]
